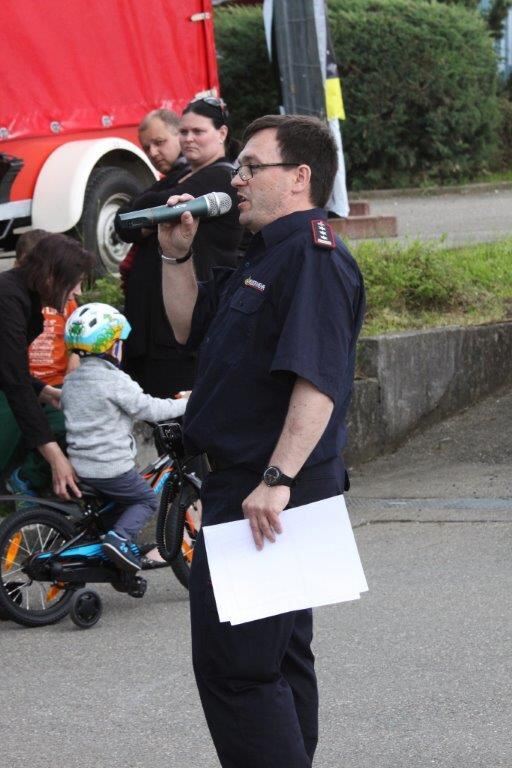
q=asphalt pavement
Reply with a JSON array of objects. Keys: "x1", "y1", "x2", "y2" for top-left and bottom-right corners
[
  {"x1": 2, "y1": 386, "x2": 512, "y2": 768},
  {"x1": 360, "y1": 183, "x2": 512, "y2": 247}
]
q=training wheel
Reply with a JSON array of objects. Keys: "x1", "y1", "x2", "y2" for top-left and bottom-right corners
[{"x1": 70, "y1": 588, "x2": 103, "y2": 629}]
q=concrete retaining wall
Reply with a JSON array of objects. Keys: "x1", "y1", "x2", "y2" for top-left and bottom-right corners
[
  {"x1": 345, "y1": 321, "x2": 512, "y2": 463},
  {"x1": 134, "y1": 322, "x2": 512, "y2": 468}
]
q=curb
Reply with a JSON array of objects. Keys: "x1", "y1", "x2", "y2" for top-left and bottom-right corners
[{"x1": 349, "y1": 180, "x2": 512, "y2": 200}]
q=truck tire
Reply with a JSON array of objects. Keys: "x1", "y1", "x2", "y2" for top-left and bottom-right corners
[{"x1": 78, "y1": 166, "x2": 147, "y2": 275}]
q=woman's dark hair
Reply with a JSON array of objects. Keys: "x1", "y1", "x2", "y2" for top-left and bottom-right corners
[
  {"x1": 182, "y1": 98, "x2": 240, "y2": 162},
  {"x1": 18, "y1": 233, "x2": 94, "y2": 310},
  {"x1": 243, "y1": 115, "x2": 339, "y2": 208},
  {"x1": 15, "y1": 228, "x2": 49, "y2": 265}
]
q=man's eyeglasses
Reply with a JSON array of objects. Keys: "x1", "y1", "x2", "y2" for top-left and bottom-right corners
[
  {"x1": 190, "y1": 96, "x2": 229, "y2": 123},
  {"x1": 231, "y1": 163, "x2": 299, "y2": 182}
]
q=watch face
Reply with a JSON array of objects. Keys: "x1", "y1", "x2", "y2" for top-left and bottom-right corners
[{"x1": 264, "y1": 466, "x2": 281, "y2": 486}]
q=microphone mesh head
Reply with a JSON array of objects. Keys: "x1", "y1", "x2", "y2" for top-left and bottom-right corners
[
  {"x1": 217, "y1": 192, "x2": 232, "y2": 214},
  {"x1": 206, "y1": 192, "x2": 232, "y2": 217}
]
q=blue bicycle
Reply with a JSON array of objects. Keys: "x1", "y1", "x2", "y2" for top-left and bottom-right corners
[{"x1": 0, "y1": 422, "x2": 202, "y2": 629}]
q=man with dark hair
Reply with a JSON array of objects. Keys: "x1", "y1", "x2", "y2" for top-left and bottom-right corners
[
  {"x1": 242, "y1": 113, "x2": 339, "y2": 208},
  {"x1": 160, "y1": 114, "x2": 365, "y2": 768}
]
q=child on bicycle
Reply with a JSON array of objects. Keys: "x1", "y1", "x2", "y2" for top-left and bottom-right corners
[{"x1": 61, "y1": 302, "x2": 189, "y2": 572}]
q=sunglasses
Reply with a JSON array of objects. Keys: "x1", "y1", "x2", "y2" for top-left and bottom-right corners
[{"x1": 189, "y1": 96, "x2": 229, "y2": 123}]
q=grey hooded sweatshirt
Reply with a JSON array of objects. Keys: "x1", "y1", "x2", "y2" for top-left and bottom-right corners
[{"x1": 61, "y1": 356, "x2": 187, "y2": 478}]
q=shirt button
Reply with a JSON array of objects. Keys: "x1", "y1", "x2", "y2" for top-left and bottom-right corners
[{"x1": 244, "y1": 261, "x2": 250, "y2": 267}]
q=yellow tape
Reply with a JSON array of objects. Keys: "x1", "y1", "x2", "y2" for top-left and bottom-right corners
[{"x1": 325, "y1": 77, "x2": 345, "y2": 121}]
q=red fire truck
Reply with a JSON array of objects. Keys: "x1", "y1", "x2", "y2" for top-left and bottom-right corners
[{"x1": 0, "y1": 0, "x2": 219, "y2": 272}]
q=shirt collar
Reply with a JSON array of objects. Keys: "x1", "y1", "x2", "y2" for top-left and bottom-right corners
[{"x1": 260, "y1": 208, "x2": 327, "y2": 249}]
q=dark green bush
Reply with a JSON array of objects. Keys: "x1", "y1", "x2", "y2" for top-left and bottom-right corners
[
  {"x1": 329, "y1": 0, "x2": 501, "y2": 188},
  {"x1": 215, "y1": 0, "x2": 501, "y2": 188},
  {"x1": 215, "y1": 5, "x2": 279, "y2": 140}
]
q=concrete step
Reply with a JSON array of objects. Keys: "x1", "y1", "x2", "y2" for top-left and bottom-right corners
[
  {"x1": 331, "y1": 214, "x2": 398, "y2": 240},
  {"x1": 348, "y1": 200, "x2": 370, "y2": 216}
]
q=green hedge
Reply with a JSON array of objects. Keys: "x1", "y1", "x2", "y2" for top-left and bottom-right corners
[
  {"x1": 215, "y1": 0, "x2": 501, "y2": 188},
  {"x1": 329, "y1": 0, "x2": 500, "y2": 188},
  {"x1": 215, "y1": 5, "x2": 279, "y2": 139}
]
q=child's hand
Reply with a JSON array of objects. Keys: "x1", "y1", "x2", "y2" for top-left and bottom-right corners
[{"x1": 174, "y1": 390, "x2": 191, "y2": 400}]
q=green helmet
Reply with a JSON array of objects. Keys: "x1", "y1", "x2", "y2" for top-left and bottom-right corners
[{"x1": 64, "y1": 303, "x2": 131, "y2": 355}]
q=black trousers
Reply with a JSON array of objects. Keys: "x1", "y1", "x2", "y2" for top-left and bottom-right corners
[{"x1": 189, "y1": 463, "x2": 344, "y2": 768}]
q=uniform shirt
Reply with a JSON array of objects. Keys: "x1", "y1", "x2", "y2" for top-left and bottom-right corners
[{"x1": 182, "y1": 208, "x2": 365, "y2": 472}]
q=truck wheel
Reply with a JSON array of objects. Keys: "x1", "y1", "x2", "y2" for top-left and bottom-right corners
[{"x1": 78, "y1": 166, "x2": 147, "y2": 275}]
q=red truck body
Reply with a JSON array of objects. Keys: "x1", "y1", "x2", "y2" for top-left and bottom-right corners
[{"x1": 0, "y1": 0, "x2": 219, "y2": 270}]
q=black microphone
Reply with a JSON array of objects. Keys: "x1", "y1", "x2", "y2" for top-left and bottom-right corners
[{"x1": 117, "y1": 191, "x2": 232, "y2": 229}]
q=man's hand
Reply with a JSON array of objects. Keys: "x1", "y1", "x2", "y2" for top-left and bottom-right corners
[
  {"x1": 242, "y1": 483, "x2": 290, "y2": 550},
  {"x1": 158, "y1": 194, "x2": 200, "y2": 259},
  {"x1": 39, "y1": 385, "x2": 61, "y2": 409}
]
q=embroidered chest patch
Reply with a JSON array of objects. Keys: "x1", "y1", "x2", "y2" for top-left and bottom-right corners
[
  {"x1": 244, "y1": 277, "x2": 266, "y2": 292},
  {"x1": 311, "y1": 219, "x2": 335, "y2": 248}
]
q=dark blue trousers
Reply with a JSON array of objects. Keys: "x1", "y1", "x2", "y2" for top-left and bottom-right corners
[
  {"x1": 81, "y1": 467, "x2": 157, "y2": 541},
  {"x1": 190, "y1": 462, "x2": 344, "y2": 768}
]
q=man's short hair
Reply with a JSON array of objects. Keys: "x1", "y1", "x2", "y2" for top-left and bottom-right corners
[
  {"x1": 138, "y1": 108, "x2": 180, "y2": 133},
  {"x1": 242, "y1": 115, "x2": 338, "y2": 208}
]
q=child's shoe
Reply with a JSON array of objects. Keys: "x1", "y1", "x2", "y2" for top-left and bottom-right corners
[
  {"x1": 102, "y1": 530, "x2": 141, "y2": 572},
  {"x1": 7, "y1": 468, "x2": 38, "y2": 509}
]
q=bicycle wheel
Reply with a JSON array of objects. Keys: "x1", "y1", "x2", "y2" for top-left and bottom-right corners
[
  {"x1": 0, "y1": 507, "x2": 76, "y2": 626},
  {"x1": 156, "y1": 481, "x2": 201, "y2": 590}
]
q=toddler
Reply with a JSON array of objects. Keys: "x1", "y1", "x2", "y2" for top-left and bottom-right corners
[{"x1": 61, "y1": 302, "x2": 188, "y2": 572}]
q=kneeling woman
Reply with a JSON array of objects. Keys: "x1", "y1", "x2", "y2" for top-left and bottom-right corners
[{"x1": 0, "y1": 234, "x2": 94, "y2": 499}]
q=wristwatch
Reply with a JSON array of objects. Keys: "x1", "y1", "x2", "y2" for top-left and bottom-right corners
[{"x1": 262, "y1": 465, "x2": 296, "y2": 488}]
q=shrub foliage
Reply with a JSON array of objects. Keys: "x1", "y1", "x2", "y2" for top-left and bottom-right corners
[
  {"x1": 215, "y1": 5, "x2": 279, "y2": 139},
  {"x1": 215, "y1": 0, "x2": 501, "y2": 189}
]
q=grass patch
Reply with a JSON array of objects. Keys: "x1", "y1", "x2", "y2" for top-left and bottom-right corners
[
  {"x1": 80, "y1": 241, "x2": 512, "y2": 338},
  {"x1": 471, "y1": 169, "x2": 512, "y2": 185},
  {"x1": 352, "y1": 238, "x2": 512, "y2": 336}
]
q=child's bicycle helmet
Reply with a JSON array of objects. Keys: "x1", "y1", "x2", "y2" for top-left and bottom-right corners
[{"x1": 64, "y1": 302, "x2": 131, "y2": 356}]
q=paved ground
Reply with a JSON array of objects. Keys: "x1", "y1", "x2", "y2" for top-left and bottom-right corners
[
  {"x1": 366, "y1": 185, "x2": 512, "y2": 247},
  {"x1": 2, "y1": 387, "x2": 512, "y2": 767}
]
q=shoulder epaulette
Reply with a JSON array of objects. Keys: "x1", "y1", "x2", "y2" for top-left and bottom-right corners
[{"x1": 311, "y1": 219, "x2": 335, "y2": 249}]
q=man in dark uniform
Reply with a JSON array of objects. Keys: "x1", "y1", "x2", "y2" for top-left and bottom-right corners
[{"x1": 159, "y1": 114, "x2": 365, "y2": 768}]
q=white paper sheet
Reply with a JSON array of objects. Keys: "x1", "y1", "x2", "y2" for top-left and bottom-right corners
[{"x1": 203, "y1": 494, "x2": 368, "y2": 626}]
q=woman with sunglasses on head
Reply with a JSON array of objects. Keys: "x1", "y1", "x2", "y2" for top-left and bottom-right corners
[{"x1": 119, "y1": 97, "x2": 244, "y2": 399}]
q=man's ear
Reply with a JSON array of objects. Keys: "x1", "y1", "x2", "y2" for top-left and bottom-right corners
[{"x1": 293, "y1": 164, "x2": 312, "y2": 195}]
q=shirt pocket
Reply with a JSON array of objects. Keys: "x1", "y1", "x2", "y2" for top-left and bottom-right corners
[{"x1": 221, "y1": 287, "x2": 267, "y2": 366}]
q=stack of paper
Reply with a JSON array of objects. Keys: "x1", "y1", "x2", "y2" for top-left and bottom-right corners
[{"x1": 203, "y1": 494, "x2": 368, "y2": 626}]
